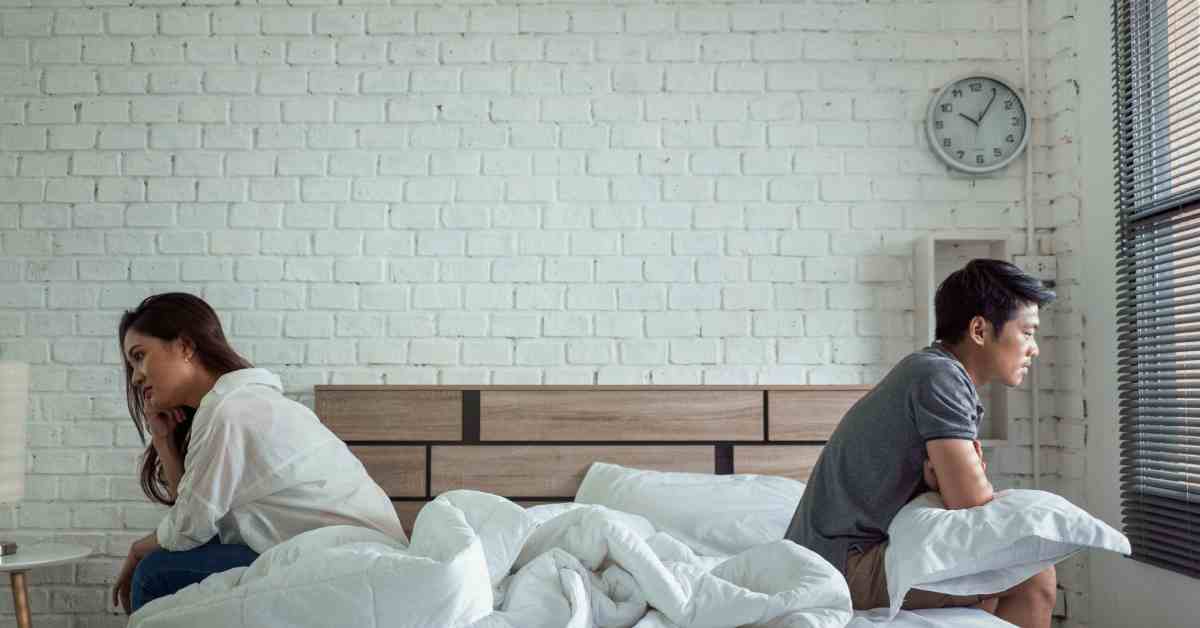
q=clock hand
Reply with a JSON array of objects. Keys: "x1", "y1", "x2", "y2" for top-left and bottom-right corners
[
  {"x1": 958, "y1": 112, "x2": 979, "y2": 127},
  {"x1": 978, "y1": 87, "x2": 998, "y2": 123}
]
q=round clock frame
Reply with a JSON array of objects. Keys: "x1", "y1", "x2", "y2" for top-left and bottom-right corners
[{"x1": 925, "y1": 74, "x2": 1031, "y2": 175}]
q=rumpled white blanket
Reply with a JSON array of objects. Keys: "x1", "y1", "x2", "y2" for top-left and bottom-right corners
[{"x1": 129, "y1": 490, "x2": 853, "y2": 628}]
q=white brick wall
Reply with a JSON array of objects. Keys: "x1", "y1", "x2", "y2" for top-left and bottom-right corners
[
  {"x1": 1033, "y1": 0, "x2": 1086, "y2": 624},
  {"x1": 0, "y1": 1, "x2": 1078, "y2": 625}
]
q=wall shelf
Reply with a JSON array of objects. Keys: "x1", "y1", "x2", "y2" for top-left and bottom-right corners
[{"x1": 914, "y1": 232, "x2": 1012, "y2": 443}]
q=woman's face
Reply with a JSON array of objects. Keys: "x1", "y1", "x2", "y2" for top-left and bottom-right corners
[{"x1": 122, "y1": 329, "x2": 197, "y2": 413}]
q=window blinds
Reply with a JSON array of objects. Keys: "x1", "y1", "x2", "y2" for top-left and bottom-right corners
[{"x1": 1114, "y1": 0, "x2": 1200, "y2": 579}]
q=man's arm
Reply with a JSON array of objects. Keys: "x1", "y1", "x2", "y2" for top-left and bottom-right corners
[{"x1": 925, "y1": 438, "x2": 993, "y2": 509}]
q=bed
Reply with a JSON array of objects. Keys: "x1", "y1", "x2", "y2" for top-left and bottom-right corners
[
  {"x1": 318, "y1": 384, "x2": 1013, "y2": 628},
  {"x1": 128, "y1": 384, "x2": 1017, "y2": 628}
]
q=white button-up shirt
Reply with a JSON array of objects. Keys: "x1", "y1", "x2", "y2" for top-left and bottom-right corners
[{"x1": 155, "y1": 368, "x2": 408, "y2": 553}]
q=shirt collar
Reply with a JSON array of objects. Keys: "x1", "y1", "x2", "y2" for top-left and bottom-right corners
[{"x1": 210, "y1": 368, "x2": 282, "y2": 397}]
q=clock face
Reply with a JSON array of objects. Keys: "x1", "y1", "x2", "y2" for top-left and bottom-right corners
[{"x1": 926, "y1": 76, "x2": 1029, "y2": 173}]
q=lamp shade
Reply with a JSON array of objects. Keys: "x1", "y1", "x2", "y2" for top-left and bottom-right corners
[{"x1": 0, "y1": 361, "x2": 28, "y2": 504}]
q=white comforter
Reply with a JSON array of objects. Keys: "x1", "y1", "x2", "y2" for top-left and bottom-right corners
[{"x1": 129, "y1": 490, "x2": 853, "y2": 628}]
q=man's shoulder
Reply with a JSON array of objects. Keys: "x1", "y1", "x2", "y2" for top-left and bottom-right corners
[
  {"x1": 855, "y1": 348, "x2": 977, "y2": 418},
  {"x1": 891, "y1": 347, "x2": 970, "y2": 387}
]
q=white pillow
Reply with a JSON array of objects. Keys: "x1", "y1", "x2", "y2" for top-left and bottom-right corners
[
  {"x1": 575, "y1": 461, "x2": 805, "y2": 556},
  {"x1": 884, "y1": 489, "x2": 1130, "y2": 619}
]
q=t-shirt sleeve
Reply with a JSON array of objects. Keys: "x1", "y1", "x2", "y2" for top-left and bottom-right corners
[{"x1": 910, "y1": 366, "x2": 979, "y2": 442}]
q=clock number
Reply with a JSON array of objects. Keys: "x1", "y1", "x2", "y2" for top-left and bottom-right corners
[
  {"x1": 993, "y1": 147, "x2": 1003, "y2": 157},
  {"x1": 970, "y1": 82, "x2": 982, "y2": 92},
  {"x1": 956, "y1": 150, "x2": 965, "y2": 159},
  {"x1": 943, "y1": 138, "x2": 952, "y2": 148},
  {"x1": 935, "y1": 120, "x2": 944, "y2": 130},
  {"x1": 940, "y1": 103, "x2": 952, "y2": 113},
  {"x1": 1011, "y1": 116, "x2": 1021, "y2": 126},
  {"x1": 1004, "y1": 100, "x2": 1014, "y2": 110},
  {"x1": 976, "y1": 155, "x2": 985, "y2": 165},
  {"x1": 952, "y1": 89, "x2": 963, "y2": 98},
  {"x1": 1006, "y1": 134, "x2": 1016, "y2": 143}
]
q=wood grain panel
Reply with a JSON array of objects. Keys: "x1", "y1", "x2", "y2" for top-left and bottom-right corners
[
  {"x1": 768, "y1": 389, "x2": 867, "y2": 441},
  {"x1": 317, "y1": 389, "x2": 461, "y2": 440},
  {"x1": 480, "y1": 390, "x2": 762, "y2": 441},
  {"x1": 349, "y1": 445, "x2": 426, "y2": 498},
  {"x1": 393, "y1": 500, "x2": 564, "y2": 534},
  {"x1": 734, "y1": 445, "x2": 824, "y2": 482},
  {"x1": 393, "y1": 501, "x2": 425, "y2": 535},
  {"x1": 431, "y1": 446, "x2": 714, "y2": 496}
]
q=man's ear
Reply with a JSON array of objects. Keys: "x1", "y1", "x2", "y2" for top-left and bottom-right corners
[{"x1": 967, "y1": 315, "x2": 991, "y2": 346}]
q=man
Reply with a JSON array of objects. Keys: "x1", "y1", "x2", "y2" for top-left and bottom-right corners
[{"x1": 785, "y1": 259, "x2": 1058, "y2": 627}]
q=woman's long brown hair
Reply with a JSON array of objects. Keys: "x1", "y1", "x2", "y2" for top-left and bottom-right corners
[{"x1": 119, "y1": 293, "x2": 252, "y2": 506}]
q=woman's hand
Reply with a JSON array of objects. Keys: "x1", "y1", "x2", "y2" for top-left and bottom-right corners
[
  {"x1": 147, "y1": 405, "x2": 187, "y2": 443},
  {"x1": 112, "y1": 545, "x2": 138, "y2": 614},
  {"x1": 145, "y1": 404, "x2": 188, "y2": 500},
  {"x1": 112, "y1": 533, "x2": 159, "y2": 614}
]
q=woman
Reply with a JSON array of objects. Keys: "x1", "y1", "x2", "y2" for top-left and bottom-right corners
[{"x1": 112, "y1": 293, "x2": 408, "y2": 614}]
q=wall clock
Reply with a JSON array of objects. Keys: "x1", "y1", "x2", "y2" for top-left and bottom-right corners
[{"x1": 925, "y1": 74, "x2": 1030, "y2": 174}]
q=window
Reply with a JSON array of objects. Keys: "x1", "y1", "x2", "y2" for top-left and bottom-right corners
[{"x1": 1113, "y1": 0, "x2": 1200, "y2": 578}]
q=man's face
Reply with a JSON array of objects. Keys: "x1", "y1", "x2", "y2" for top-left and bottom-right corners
[{"x1": 984, "y1": 302, "x2": 1041, "y2": 387}]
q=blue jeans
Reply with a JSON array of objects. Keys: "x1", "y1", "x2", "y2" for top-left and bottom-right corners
[{"x1": 131, "y1": 537, "x2": 259, "y2": 613}]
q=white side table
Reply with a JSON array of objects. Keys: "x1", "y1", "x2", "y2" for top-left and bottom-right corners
[{"x1": 0, "y1": 544, "x2": 92, "y2": 628}]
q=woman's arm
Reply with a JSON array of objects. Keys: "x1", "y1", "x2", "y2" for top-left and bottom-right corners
[
  {"x1": 156, "y1": 406, "x2": 248, "y2": 552},
  {"x1": 148, "y1": 407, "x2": 188, "y2": 501},
  {"x1": 153, "y1": 435, "x2": 184, "y2": 501},
  {"x1": 132, "y1": 530, "x2": 161, "y2": 559},
  {"x1": 112, "y1": 531, "x2": 162, "y2": 614}
]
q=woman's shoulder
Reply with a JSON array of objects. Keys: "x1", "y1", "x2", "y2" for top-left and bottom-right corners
[
  {"x1": 209, "y1": 368, "x2": 284, "y2": 399},
  {"x1": 199, "y1": 369, "x2": 316, "y2": 430}
]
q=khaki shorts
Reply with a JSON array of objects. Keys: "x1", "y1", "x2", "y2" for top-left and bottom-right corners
[{"x1": 845, "y1": 542, "x2": 993, "y2": 611}]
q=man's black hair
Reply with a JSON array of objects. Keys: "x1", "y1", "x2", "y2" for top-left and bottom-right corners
[{"x1": 934, "y1": 258, "x2": 1056, "y2": 344}]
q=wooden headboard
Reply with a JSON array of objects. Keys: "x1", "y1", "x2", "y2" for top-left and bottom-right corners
[{"x1": 314, "y1": 385, "x2": 871, "y2": 532}]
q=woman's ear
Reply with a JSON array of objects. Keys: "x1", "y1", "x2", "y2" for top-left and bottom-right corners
[{"x1": 176, "y1": 337, "x2": 196, "y2": 363}]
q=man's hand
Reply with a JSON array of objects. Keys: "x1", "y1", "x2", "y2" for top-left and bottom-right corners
[
  {"x1": 926, "y1": 439, "x2": 994, "y2": 509},
  {"x1": 923, "y1": 458, "x2": 940, "y2": 492},
  {"x1": 974, "y1": 439, "x2": 988, "y2": 475},
  {"x1": 922, "y1": 440, "x2": 986, "y2": 494}
]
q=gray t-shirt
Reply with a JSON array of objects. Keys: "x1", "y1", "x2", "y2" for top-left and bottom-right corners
[{"x1": 783, "y1": 343, "x2": 984, "y2": 574}]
